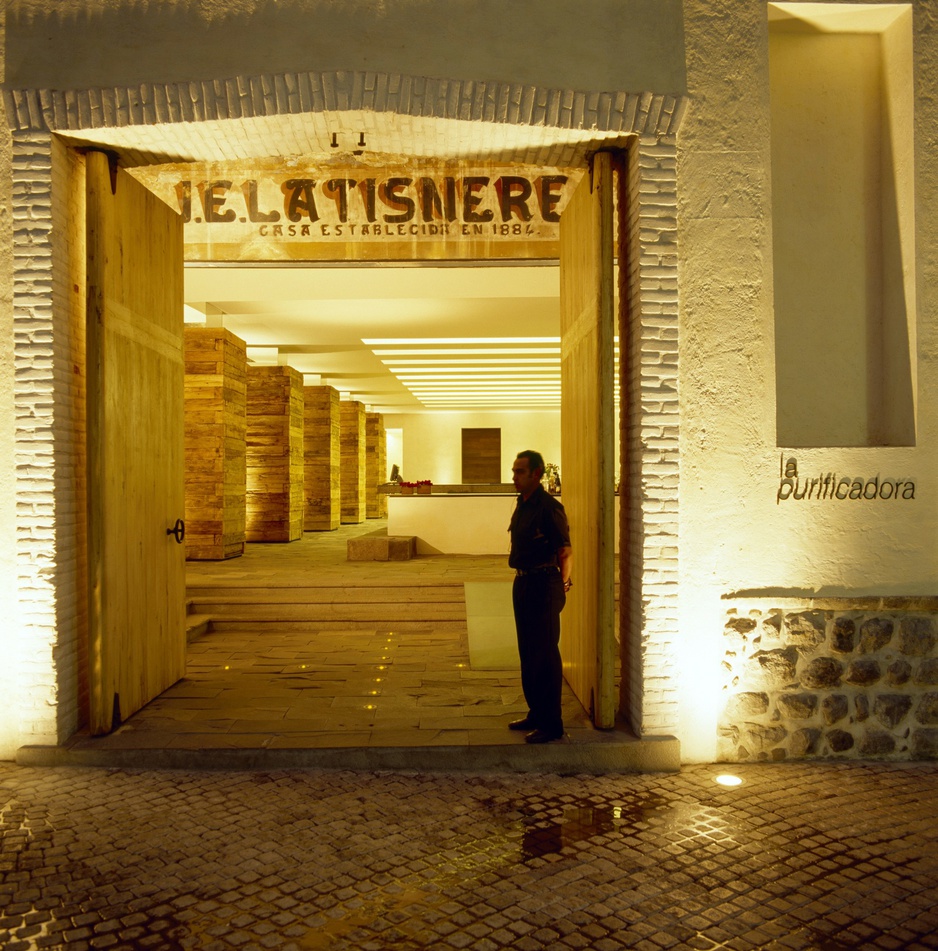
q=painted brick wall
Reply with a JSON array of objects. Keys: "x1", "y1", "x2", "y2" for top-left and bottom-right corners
[
  {"x1": 6, "y1": 67, "x2": 686, "y2": 753},
  {"x1": 621, "y1": 137, "x2": 680, "y2": 737},
  {"x1": 12, "y1": 132, "x2": 84, "y2": 745},
  {"x1": 7, "y1": 79, "x2": 685, "y2": 168}
]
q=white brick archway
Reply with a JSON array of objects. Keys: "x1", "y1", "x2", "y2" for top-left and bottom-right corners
[
  {"x1": 7, "y1": 69, "x2": 684, "y2": 165},
  {"x1": 7, "y1": 68, "x2": 683, "y2": 747}
]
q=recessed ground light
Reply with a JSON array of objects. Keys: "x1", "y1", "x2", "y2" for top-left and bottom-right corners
[{"x1": 714, "y1": 774, "x2": 744, "y2": 787}]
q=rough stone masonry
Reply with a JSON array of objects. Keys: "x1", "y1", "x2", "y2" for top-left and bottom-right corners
[{"x1": 719, "y1": 599, "x2": 938, "y2": 762}]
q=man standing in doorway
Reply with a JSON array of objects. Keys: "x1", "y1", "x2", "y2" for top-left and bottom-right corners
[{"x1": 508, "y1": 450, "x2": 573, "y2": 744}]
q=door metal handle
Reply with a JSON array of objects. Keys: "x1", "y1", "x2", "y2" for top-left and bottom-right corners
[{"x1": 167, "y1": 518, "x2": 185, "y2": 544}]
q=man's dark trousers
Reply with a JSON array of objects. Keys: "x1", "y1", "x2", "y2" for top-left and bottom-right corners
[{"x1": 512, "y1": 570, "x2": 566, "y2": 735}]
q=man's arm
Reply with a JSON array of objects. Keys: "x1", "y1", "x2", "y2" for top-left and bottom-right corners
[{"x1": 557, "y1": 546, "x2": 572, "y2": 589}]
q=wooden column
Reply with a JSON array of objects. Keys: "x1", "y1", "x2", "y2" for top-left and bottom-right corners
[
  {"x1": 366, "y1": 412, "x2": 388, "y2": 518},
  {"x1": 246, "y1": 365, "x2": 304, "y2": 542},
  {"x1": 183, "y1": 327, "x2": 247, "y2": 559},
  {"x1": 304, "y1": 385, "x2": 341, "y2": 531},
  {"x1": 339, "y1": 400, "x2": 366, "y2": 524}
]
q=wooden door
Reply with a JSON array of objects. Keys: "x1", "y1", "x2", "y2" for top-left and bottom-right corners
[
  {"x1": 461, "y1": 427, "x2": 501, "y2": 483},
  {"x1": 86, "y1": 152, "x2": 186, "y2": 734},
  {"x1": 559, "y1": 152, "x2": 617, "y2": 728}
]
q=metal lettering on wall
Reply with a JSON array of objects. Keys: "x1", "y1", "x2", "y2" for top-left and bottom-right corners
[
  {"x1": 776, "y1": 455, "x2": 917, "y2": 504},
  {"x1": 134, "y1": 163, "x2": 582, "y2": 263}
]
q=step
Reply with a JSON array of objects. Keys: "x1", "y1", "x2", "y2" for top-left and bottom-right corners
[
  {"x1": 185, "y1": 612, "x2": 212, "y2": 643},
  {"x1": 186, "y1": 585, "x2": 466, "y2": 603},
  {"x1": 185, "y1": 580, "x2": 469, "y2": 637},
  {"x1": 187, "y1": 601, "x2": 467, "y2": 622},
  {"x1": 347, "y1": 532, "x2": 416, "y2": 561},
  {"x1": 206, "y1": 618, "x2": 468, "y2": 633},
  {"x1": 17, "y1": 732, "x2": 680, "y2": 775}
]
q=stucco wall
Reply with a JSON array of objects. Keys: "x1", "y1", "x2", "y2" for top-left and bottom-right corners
[
  {"x1": 677, "y1": 0, "x2": 775, "y2": 762},
  {"x1": 2, "y1": 0, "x2": 937, "y2": 763},
  {"x1": 676, "y1": 0, "x2": 938, "y2": 762},
  {"x1": 3, "y1": 0, "x2": 686, "y2": 97}
]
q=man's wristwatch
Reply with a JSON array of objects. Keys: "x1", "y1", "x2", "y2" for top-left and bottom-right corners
[{"x1": 563, "y1": 578, "x2": 572, "y2": 591}]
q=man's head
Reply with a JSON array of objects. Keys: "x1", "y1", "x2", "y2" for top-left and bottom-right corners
[{"x1": 512, "y1": 450, "x2": 544, "y2": 499}]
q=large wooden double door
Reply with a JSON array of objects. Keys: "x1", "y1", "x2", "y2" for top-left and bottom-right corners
[
  {"x1": 559, "y1": 151, "x2": 622, "y2": 729},
  {"x1": 80, "y1": 146, "x2": 621, "y2": 735},
  {"x1": 85, "y1": 152, "x2": 186, "y2": 734}
]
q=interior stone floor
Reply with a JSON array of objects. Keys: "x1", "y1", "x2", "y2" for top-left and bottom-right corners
[{"x1": 63, "y1": 521, "x2": 606, "y2": 756}]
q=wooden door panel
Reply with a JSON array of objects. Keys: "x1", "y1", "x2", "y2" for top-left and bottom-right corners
[
  {"x1": 559, "y1": 152, "x2": 617, "y2": 729},
  {"x1": 462, "y1": 428, "x2": 501, "y2": 483},
  {"x1": 86, "y1": 152, "x2": 186, "y2": 734}
]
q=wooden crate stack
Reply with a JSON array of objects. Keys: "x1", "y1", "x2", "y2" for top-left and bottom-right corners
[
  {"x1": 304, "y1": 385, "x2": 341, "y2": 530},
  {"x1": 183, "y1": 327, "x2": 247, "y2": 560},
  {"x1": 246, "y1": 365, "x2": 304, "y2": 542},
  {"x1": 366, "y1": 411, "x2": 387, "y2": 518},
  {"x1": 339, "y1": 399, "x2": 366, "y2": 524}
]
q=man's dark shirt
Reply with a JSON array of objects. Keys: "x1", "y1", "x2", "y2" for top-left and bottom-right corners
[{"x1": 508, "y1": 485, "x2": 571, "y2": 570}]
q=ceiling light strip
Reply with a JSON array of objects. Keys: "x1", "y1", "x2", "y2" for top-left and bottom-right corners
[
  {"x1": 374, "y1": 348, "x2": 561, "y2": 356},
  {"x1": 363, "y1": 337, "x2": 561, "y2": 345},
  {"x1": 383, "y1": 357, "x2": 560, "y2": 366}
]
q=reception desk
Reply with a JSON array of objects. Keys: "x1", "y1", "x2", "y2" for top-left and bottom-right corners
[
  {"x1": 385, "y1": 487, "x2": 619, "y2": 556},
  {"x1": 388, "y1": 492, "x2": 517, "y2": 554}
]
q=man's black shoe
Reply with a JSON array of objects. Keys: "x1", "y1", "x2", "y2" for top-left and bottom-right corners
[
  {"x1": 509, "y1": 717, "x2": 536, "y2": 731},
  {"x1": 524, "y1": 729, "x2": 563, "y2": 744}
]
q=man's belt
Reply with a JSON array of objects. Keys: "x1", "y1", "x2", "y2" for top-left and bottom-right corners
[{"x1": 515, "y1": 564, "x2": 559, "y2": 576}]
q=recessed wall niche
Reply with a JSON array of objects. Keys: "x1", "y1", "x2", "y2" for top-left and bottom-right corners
[{"x1": 770, "y1": 2, "x2": 916, "y2": 447}]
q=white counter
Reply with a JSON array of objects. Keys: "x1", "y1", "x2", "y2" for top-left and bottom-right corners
[
  {"x1": 388, "y1": 493, "x2": 619, "y2": 555},
  {"x1": 388, "y1": 494, "x2": 517, "y2": 554}
]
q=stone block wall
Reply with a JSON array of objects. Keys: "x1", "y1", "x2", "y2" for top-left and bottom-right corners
[
  {"x1": 719, "y1": 599, "x2": 938, "y2": 762},
  {"x1": 366, "y1": 412, "x2": 387, "y2": 519},
  {"x1": 304, "y1": 385, "x2": 340, "y2": 531},
  {"x1": 245, "y1": 366, "x2": 304, "y2": 542},
  {"x1": 339, "y1": 400, "x2": 366, "y2": 524},
  {"x1": 184, "y1": 328, "x2": 247, "y2": 559}
]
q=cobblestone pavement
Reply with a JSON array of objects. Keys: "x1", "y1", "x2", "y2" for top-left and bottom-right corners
[{"x1": 2, "y1": 762, "x2": 938, "y2": 950}]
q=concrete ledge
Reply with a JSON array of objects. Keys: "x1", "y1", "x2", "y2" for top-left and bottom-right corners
[
  {"x1": 16, "y1": 733, "x2": 680, "y2": 775},
  {"x1": 347, "y1": 531, "x2": 416, "y2": 561}
]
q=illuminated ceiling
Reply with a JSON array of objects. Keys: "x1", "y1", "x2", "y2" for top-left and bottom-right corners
[
  {"x1": 112, "y1": 103, "x2": 631, "y2": 416},
  {"x1": 184, "y1": 262, "x2": 564, "y2": 415}
]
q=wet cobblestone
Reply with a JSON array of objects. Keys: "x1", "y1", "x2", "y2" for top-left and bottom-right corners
[{"x1": 1, "y1": 762, "x2": 937, "y2": 949}]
